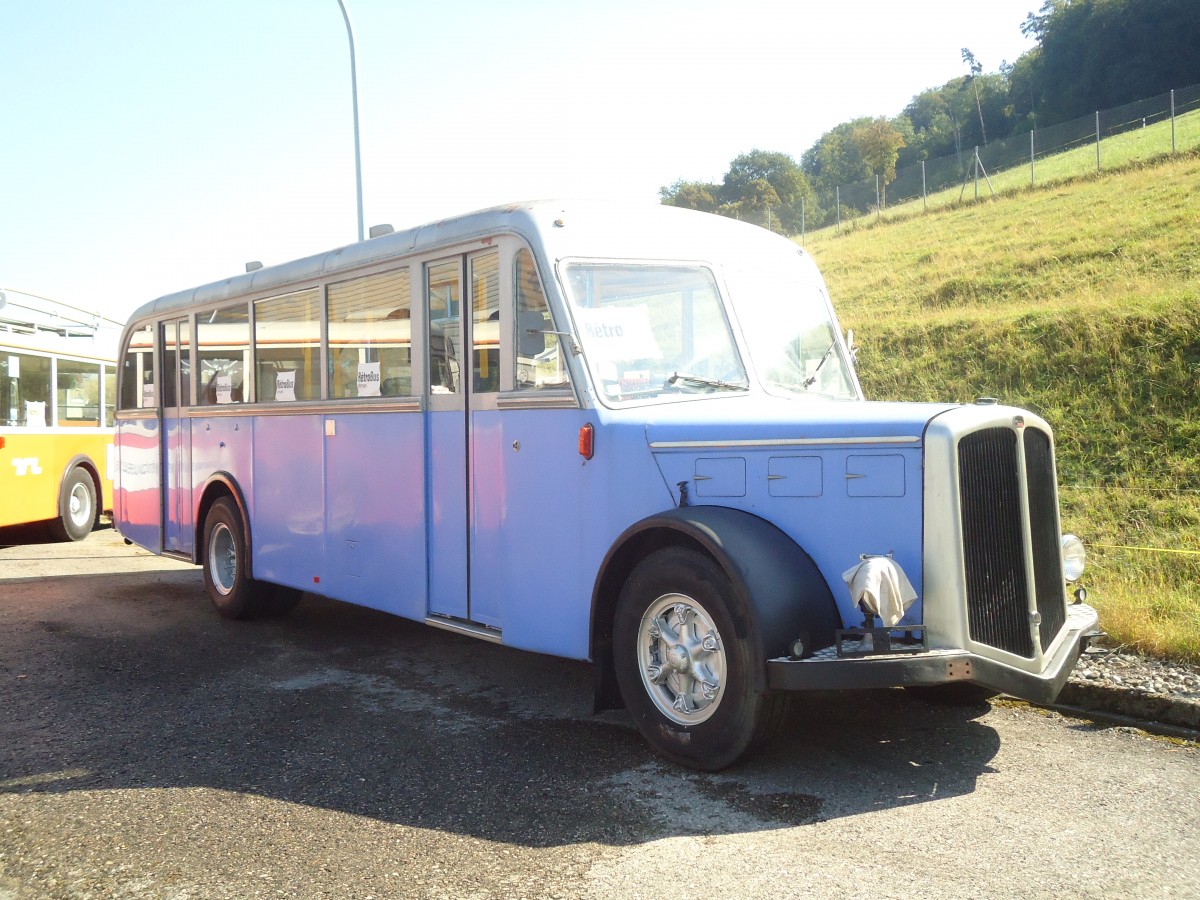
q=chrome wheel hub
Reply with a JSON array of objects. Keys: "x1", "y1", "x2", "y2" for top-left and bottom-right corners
[
  {"x1": 208, "y1": 523, "x2": 237, "y2": 596},
  {"x1": 638, "y1": 595, "x2": 725, "y2": 725}
]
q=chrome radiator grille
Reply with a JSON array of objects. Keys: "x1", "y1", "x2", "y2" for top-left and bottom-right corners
[{"x1": 957, "y1": 426, "x2": 1065, "y2": 658}]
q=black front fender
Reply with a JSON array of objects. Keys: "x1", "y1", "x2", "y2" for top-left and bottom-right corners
[{"x1": 591, "y1": 506, "x2": 840, "y2": 710}]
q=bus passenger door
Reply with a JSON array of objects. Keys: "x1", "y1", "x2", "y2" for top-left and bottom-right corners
[
  {"x1": 425, "y1": 257, "x2": 469, "y2": 620},
  {"x1": 160, "y1": 318, "x2": 192, "y2": 555}
]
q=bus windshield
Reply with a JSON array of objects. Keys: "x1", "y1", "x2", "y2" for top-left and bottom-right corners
[
  {"x1": 723, "y1": 247, "x2": 858, "y2": 401},
  {"x1": 562, "y1": 263, "x2": 748, "y2": 404}
]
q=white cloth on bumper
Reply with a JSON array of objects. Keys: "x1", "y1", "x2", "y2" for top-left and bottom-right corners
[{"x1": 841, "y1": 557, "x2": 918, "y2": 627}]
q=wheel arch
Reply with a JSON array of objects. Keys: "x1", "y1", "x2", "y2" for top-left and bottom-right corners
[
  {"x1": 194, "y1": 473, "x2": 252, "y2": 575},
  {"x1": 590, "y1": 505, "x2": 840, "y2": 711}
]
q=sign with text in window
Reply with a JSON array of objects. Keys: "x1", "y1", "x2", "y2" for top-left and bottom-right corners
[
  {"x1": 214, "y1": 374, "x2": 233, "y2": 404},
  {"x1": 574, "y1": 307, "x2": 662, "y2": 363},
  {"x1": 357, "y1": 361, "x2": 381, "y2": 397},
  {"x1": 274, "y1": 370, "x2": 296, "y2": 402}
]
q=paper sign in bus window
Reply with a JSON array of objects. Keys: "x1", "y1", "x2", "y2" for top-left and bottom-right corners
[
  {"x1": 357, "y1": 361, "x2": 381, "y2": 397},
  {"x1": 574, "y1": 307, "x2": 662, "y2": 364},
  {"x1": 275, "y1": 370, "x2": 296, "y2": 402},
  {"x1": 214, "y1": 374, "x2": 233, "y2": 404},
  {"x1": 24, "y1": 400, "x2": 46, "y2": 427}
]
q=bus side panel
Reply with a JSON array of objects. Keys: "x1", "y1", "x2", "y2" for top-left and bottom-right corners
[
  {"x1": 323, "y1": 411, "x2": 428, "y2": 620},
  {"x1": 252, "y1": 414, "x2": 325, "y2": 590},
  {"x1": 191, "y1": 415, "x2": 254, "y2": 547},
  {"x1": 0, "y1": 432, "x2": 56, "y2": 526},
  {"x1": 0, "y1": 431, "x2": 114, "y2": 528},
  {"x1": 473, "y1": 410, "x2": 671, "y2": 659},
  {"x1": 115, "y1": 418, "x2": 163, "y2": 552},
  {"x1": 651, "y1": 446, "x2": 927, "y2": 630}
]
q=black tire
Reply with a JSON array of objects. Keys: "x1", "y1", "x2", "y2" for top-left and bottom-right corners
[
  {"x1": 906, "y1": 683, "x2": 999, "y2": 706},
  {"x1": 202, "y1": 497, "x2": 268, "y2": 620},
  {"x1": 49, "y1": 467, "x2": 96, "y2": 542},
  {"x1": 613, "y1": 546, "x2": 784, "y2": 771}
]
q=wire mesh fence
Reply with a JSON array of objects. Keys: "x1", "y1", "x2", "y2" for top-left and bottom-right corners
[{"x1": 815, "y1": 83, "x2": 1200, "y2": 233}]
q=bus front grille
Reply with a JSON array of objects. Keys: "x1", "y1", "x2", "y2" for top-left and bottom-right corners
[{"x1": 957, "y1": 426, "x2": 1065, "y2": 659}]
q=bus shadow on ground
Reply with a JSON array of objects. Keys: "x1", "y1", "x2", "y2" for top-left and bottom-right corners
[{"x1": 0, "y1": 570, "x2": 1002, "y2": 847}]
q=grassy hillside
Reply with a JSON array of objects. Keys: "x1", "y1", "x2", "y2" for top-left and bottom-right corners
[{"x1": 804, "y1": 150, "x2": 1200, "y2": 663}]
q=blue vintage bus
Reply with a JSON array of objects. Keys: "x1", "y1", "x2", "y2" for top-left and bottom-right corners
[{"x1": 114, "y1": 200, "x2": 1099, "y2": 769}]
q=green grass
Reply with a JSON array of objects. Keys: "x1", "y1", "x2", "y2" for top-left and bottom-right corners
[{"x1": 803, "y1": 150, "x2": 1200, "y2": 664}]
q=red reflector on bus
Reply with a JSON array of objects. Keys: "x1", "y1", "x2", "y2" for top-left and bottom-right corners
[
  {"x1": 0, "y1": 437, "x2": 5, "y2": 449},
  {"x1": 578, "y1": 423, "x2": 595, "y2": 460}
]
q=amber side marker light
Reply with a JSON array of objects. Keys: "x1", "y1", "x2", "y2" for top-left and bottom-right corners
[{"x1": 578, "y1": 423, "x2": 595, "y2": 460}]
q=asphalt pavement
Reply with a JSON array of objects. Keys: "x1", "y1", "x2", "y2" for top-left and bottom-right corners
[{"x1": 1, "y1": 526, "x2": 1198, "y2": 899}]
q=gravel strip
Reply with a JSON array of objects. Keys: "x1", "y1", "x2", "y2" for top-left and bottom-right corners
[{"x1": 1058, "y1": 643, "x2": 1200, "y2": 730}]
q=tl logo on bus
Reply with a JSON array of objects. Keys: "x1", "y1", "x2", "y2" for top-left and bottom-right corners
[{"x1": 11, "y1": 458, "x2": 42, "y2": 476}]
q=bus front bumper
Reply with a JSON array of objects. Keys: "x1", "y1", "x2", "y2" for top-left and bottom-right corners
[{"x1": 766, "y1": 603, "x2": 1102, "y2": 705}]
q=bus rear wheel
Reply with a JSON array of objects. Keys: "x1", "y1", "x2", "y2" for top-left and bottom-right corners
[
  {"x1": 49, "y1": 467, "x2": 96, "y2": 542},
  {"x1": 613, "y1": 546, "x2": 785, "y2": 771},
  {"x1": 202, "y1": 497, "x2": 272, "y2": 620}
]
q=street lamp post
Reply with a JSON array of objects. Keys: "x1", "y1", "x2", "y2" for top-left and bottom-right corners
[{"x1": 336, "y1": 0, "x2": 365, "y2": 242}]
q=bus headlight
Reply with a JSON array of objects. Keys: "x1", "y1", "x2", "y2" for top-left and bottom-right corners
[{"x1": 1061, "y1": 534, "x2": 1086, "y2": 582}]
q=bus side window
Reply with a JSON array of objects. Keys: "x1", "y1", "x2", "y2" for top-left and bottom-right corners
[
  {"x1": 118, "y1": 324, "x2": 154, "y2": 410},
  {"x1": 196, "y1": 304, "x2": 248, "y2": 406},
  {"x1": 327, "y1": 268, "x2": 412, "y2": 399},
  {"x1": 255, "y1": 288, "x2": 320, "y2": 402},
  {"x1": 57, "y1": 359, "x2": 102, "y2": 425},
  {"x1": 514, "y1": 248, "x2": 570, "y2": 390},
  {"x1": 1, "y1": 352, "x2": 50, "y2": 426}
]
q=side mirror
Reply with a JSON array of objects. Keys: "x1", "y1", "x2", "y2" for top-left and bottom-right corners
[{"x1": 519, "y1": 310, "x2": 549, "y2": 357}]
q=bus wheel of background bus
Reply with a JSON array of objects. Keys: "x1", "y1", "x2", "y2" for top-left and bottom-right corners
[
  {"x1": 49, "y1": 467, "x2": 96, "y2": 542},
  {"x1": 613, "y1": 546, "x2": 786, "y2": 771},
  {"x1": 202, "y1": 497, "x2": 268, "y2": 620}
]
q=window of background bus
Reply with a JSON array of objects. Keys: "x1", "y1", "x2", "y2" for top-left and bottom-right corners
[
  {"x1": 56, "y1": 359, "x2": 101, "y2": 425},
  {"x1": 104, "y1": 368, "x2": 116, "y2": 426},
  {"x1": 255, "y1": 289, "x2": 320, "y2": 402},
  {"x1": 197, "y1": 305, "x2": 249, "y2": 405},
  {"x1": 327, "y1": 269, "x2": 412, "y2": 399},
  {"x1": 514, "y1": 248, "x2": 569, "y2": 391},
  {"x1": 118, "y1": 323, "x2": 155, "y2": 410},
  {"x1": 1, "y1": 352, "x2": 51, "y2": 426}
]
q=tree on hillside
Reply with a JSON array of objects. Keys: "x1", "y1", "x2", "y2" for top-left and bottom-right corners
[
  {"x1": 961, "y1": 47, "x2": 988, "y2": 144},
  {"x1": 801, "y1": 119, "x2": 873, "y2": 197},
  {"x1": 1020, "y1": 0, "x2": 1200, "y2": 122},
  {"x1": 720, "y1": 149, "x2": 815, "y2": 232},
  {"x1": 660, "y1": 151, "x2": 821, "y2": 234},
  {"x1": 659, "y1": 180, "x2": 720, "y2": 213},
  {"x1": 850, "y1": 117, "x2": 907, "y2": 207}
]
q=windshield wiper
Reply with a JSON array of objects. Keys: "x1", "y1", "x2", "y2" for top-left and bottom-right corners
[
  {"x1": 802, "y1": 342, "x2": 837, "y2": 389},
  {"x1": 667, "y1": 372, "x2": 747, "y2": 392}
]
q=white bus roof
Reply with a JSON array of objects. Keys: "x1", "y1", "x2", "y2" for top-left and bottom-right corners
[{"x1": 126, "y1": 200, "x2": 810, "y2": 325}]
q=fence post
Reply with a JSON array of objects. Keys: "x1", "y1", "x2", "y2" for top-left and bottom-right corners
[
  {"x1": 836, "y1": 186, "x2": 841, "y2": 233},
  {"x1": 921, "y1": 160, "x2": 927, "y2": 212},
  {"x1": 1096, "y1": 111, "x2": 1102, "y2": 173},
  {"x1": 875, "y1": 175, "x2": 881, "y2": 220},
  {"x1": 1171, "y1": 89, "x2": 1177, "y2": 155},
  {"x1": 1030, "y1": 129, "x2": 1036, "y2": 187}
]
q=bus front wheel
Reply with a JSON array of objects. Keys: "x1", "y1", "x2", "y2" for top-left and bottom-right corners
[
  {"x1": 613, "y1": 546, "x2": 786, "y2": 771},
  {"x1": 49, "y1": 467, "x2": 96, "y2": 542},
  {"x1": 203, "y1": 497, "x2": 269, "y2": 620}
]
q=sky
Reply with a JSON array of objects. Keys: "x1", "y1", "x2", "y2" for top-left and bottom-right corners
[{"x1": 1, "y1": 0, "x2": 1039, "y2": 325}]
